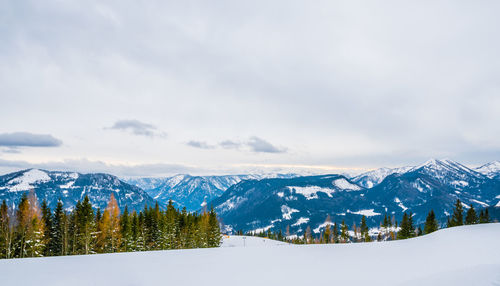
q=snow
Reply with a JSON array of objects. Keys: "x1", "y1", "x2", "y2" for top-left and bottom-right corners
[
  {"x1": 451, "y1": 180, "x2": 469, "y2": 188},
  {"x1": 7, "y1": 169, "x2": 51, "y2": 192},
  {"x1": 221, "y1": 235, "x2": 288, "y2": 248},
  {"x1": 332, "y1": 178, "x2": 361, "y2": 191},
  {"x1": 347, "y1": 209, "x2": 381, "y2": 217},
  {"x1": 394, "y1": 197, "x2": 408, "y2": 211},
  {"x1": 59, "y1": 180, "x2": 75, "y2": 189},
  {"x1": 287, "y1": 186, "x2": 335, "y2": 200},
  {"x1": 281, "y1": 205, "x2": 299, "y2": 220},
  {"x1": 470, "y1": 199, "x2": 489, "y2": 207},
  {"x1": 1, "y1": 224, "x2": 499, "y2": 285},
  {"x1": 476, "y1": 161, "x2": 500, "y2": 177},
  {"x1": 496, "y1": 201, "x2": 500, "y2": 207},
  {"x1": 292, "y1": 217, "x2": 309, "y2": 226},
  {"x1": 251, "y1": 224, "x2": 274, "y2": 234},
  {"x1": 313, "y1": 221, "x2": 334, "y2": 233}
]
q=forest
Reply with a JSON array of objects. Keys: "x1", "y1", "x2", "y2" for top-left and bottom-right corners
[{"x1": 0, "y1": 191, "x2": 221, "y2": 259}]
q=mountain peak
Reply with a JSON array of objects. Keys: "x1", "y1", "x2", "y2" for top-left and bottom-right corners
[{"x1": 476, "y1": 161, "x2": 500, "y2": 176}]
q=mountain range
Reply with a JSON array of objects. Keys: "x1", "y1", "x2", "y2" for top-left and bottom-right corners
[
  {"x1": 210, "y1": 159, "x2": 500, "y2": 234},
  {"x1": 125, "y1": 174, "x2": 297, "y2": 211},
  {"x1": 0, "y1": 169, "x2": 156, "y2": 212},
  {"x1": 0, "y1": 159, "x2": 499, "y2": 235}
]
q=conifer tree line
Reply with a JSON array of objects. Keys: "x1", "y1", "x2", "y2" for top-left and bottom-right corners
[
  {"x1": 0, "y1": 191, "x2": 221, "y2": 259},
  {"x1": 242, "y1": 199, "x2": 492, "y2": 244}
]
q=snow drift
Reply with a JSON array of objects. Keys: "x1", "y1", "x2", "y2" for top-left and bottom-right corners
[{"x1": 1, "y1": 224, "x2": 499, "y2": 285}]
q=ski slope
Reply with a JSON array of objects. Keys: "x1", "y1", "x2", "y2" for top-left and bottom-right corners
[{"x1": 1, "y1": 224, "x2": 500, "y2": 285}]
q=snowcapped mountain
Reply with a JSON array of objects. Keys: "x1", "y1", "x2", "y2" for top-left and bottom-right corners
[
  {"x1": 0, "y1": 169, "x2": 157, "y2": 212},
  {"x1": 210, "y1": 159, "x2": 500, "y2": 234},
  {"x1": 352, "y1": 166, "x2": 413, "y2": 188},
  {"x1": 210, "y1": 175, "x2": 370, "y2": 234},
  {"x1": 125, "y1": 174, "x2": 297, "y2": 211},
  {"x1": 476, "y1": 161, "x2": 500, "y2": 178}
]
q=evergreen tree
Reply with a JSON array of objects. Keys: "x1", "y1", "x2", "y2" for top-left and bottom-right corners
[
  {"x1": 0, "y1": 200, "x2": 12, "y2": 258},
  {"x1": 14, "y1": 193, "x2": 30, "y2": 258},
  {"x1": 449, "y1": 199, "x2": 464, "y2": 227},
  {"x1": 120, "y1": 206, "x2": 132, "y2": 252},
  {"x1": 398, "y1": 213, "x2": 413, "y2": 240},
  {"x1": 323, "y1": 215, "x2": 331, "y2": 244},
  {"x1": 75, "y1": 196, "x2": 95, "y2": 254},
  {"x1": 424, "y1": 210, "x2": 438, "y2": 234},
  {"x1": 51, "y1": 201, "x2": 64, "y2": 256},
  {"x1": 360, "y1": 216, "x2": 370, "y2": 242},
  {"x1": 340, "y1": 221, "x2": 349, "y2": 243},
  {"x1": 479, "y1": 208, "x2": 490, "y2": 223},
  {"x1": 465, "y1": 205, "x2": 478, "y2": 225},
  {"x1": 332, "y1": 222, "x2": 339, "y2": 243},
  {"x1": 41, "y1": 200, "x2": 53, "y2": 256}
]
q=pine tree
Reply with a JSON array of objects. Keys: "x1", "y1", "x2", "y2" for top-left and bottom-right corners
[
  {"x1": 449, "y1": 199, "x2": 464, "y2": 227},
  {"x1": 75, "y1": 196, "x2": 95, "y2": 255},
  {"x1": 120, "y1": 206, "x2": 132, "y2": 252},
  {"x1": 424, "y1": 210, "x2": 438, "y2": 234},
  {"x1": 14, "y1": 193, "x2": 30, "y2": 258},
  {"x1": 207, "y1": 208, "x2": 221, "y2": 247},
  {"x1": 340, "y1": 220, "x2": 349, "y2": 243},
  {"x1": 22, "y1": 191, "x2": 45, "y2": 257},
  {"x1": 0, "y1": 200, "x2": 13, "y2": 258},
  {"x1": 465, "y1": 205, "x2": 478, "y2": 225},
  {"x1": 51, "y1": 201, "x2": 64, "y2": 256},
  {"x1": 332, "y1": 222, "x2": 339, "y2": 243},
  {"x1": 479, "y1": 208, "x2": 490, "y2": 224},
  {"x1": 360, "y1": 216, "x2": 370, "y2": 242},
  {"x1": 323, "y1": 215, "x2": 331, "y2": 244},
  {"x1": 398, "y1": 213, "x2": 410, "y2": 239},
  {"x1": 304, "y1": 226, "x2": 312, "y2": 244},
  {"x1": 41, "y1": 200, "x2": 53, "y2": 256}
]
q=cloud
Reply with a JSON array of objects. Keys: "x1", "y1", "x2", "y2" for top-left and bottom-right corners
[
  {"x1": 187, "y1": 137, "x2": 286, "y2": 154},
  {"x1": 247, "y1": 136, "x2": 286, "y2": 153},
  {"x1": 186, "y1": 140, "x2": 215, "y2": 149},
  {"x1": 107, "y1": 120, "x2": 164, "y2": 137},
  {"x1": 0, "y1": 132, "x2": 62, "y2": 147},
  {"x1": 219, "y1": 140, "x2": 242, "y2": 150}
]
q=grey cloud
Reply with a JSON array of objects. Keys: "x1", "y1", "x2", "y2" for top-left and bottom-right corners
[
  {"x1": 219, "y1": 140, "x2": 242, "y2": 149},
  {"x1": 0, "y1": 132, "x2": 62, "y2": 147},
  {"x1": 188, "y1": 137, "x2": 286, "y2": 153},
  {"x1": 186, "y1": 140, "x2": 215, "y2": 149},
  {"x1": 247, "y1": 136, "x2": 286, "y2": 153},
  {"x1": 107, "y1": 120, "x2": 164, "y2": 137}
]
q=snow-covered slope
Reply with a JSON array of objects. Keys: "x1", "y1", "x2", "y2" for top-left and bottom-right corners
[
  {"x1": 1, "y1": 224, "x2": 499, "y2": 286},
  {"x1": 0, "y1": 169, "x2": 156, "y2": 212},
  {"x1": 353, "y1": 166, "x2": 413, "y2": 188},
  {"x1": 211, "y1": 159, "x2": 500, "y2": 234},
  {"x1": 125, "y1": 174, "x2": 297, "y2": 211},
  {"x1": 476, "y1": 161, "x2": 500, "y2": 178}
]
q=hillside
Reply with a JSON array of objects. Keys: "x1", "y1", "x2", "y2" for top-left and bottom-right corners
[
  {"x1": 1, "y1": 224, "x2": 499, "y2": 285},
  {"x1": 0, "y1": 169, "x2": 156, "y2": 212},
  {"x1": 210, "y1": 159, "x2": 500, "y2": 234},
  {"x1": 125, "y1": 174, "x2": 296, "y2": 211}
]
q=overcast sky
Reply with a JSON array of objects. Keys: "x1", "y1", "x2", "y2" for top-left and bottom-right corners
[{"x1": 1, "y1": 0, "x2": 499, "y2": 177}]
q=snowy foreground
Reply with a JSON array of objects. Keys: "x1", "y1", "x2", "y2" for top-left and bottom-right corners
[{"x1": 1, "y1": 224, "x2": 500, "y2": 286}]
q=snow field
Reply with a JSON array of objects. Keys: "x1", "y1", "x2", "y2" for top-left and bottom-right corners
[{"x1": 0, "y1": 224, "x2": 499, "y2": 286}]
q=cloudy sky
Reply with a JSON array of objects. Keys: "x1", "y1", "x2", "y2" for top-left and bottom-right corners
[{"x1": 1, "y1": 0, "x2": 499, "y2": 177}]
